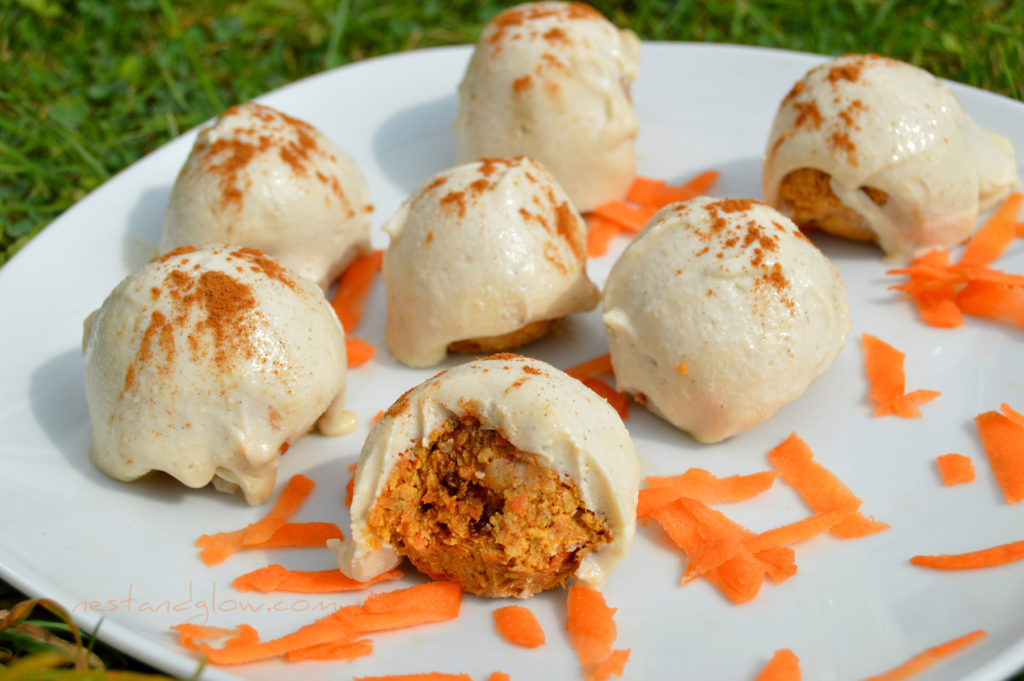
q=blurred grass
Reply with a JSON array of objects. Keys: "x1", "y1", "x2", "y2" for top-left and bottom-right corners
[
  {"x1": 1, "y1": 0, "x2": 1023, "y2": 265},
  {"x1": 2, "y1": 0, "x2": 1024, "y2": 678}
]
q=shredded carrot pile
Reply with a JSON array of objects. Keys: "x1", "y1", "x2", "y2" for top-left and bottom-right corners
[
  {"x1": 172, "y1": 581, "x2": 462, "y2": 665},
  {"x1": 935, "y1": 454, "x2": 975, "y2": 486},
  {"x1": 861, "y1": 334, "x2": 941, "y2": 418},
  {"x1": 889, "y1": 192, "x2": 1024, "y2": 328},
  {"x1": 768, "y1": 433, "x2": 889, "y2": 538},
  {"x1": 911, "y1": 537, "x2": 1024, "y2": 570},
  {"x1": 753, "y1": 648, "x2": 801, "y2": 681},
  {"x1": 585, "y1": 171, "x2": 719, "y2": 256},
  {"x1": 857, "y1": 629, "x2": 986, "y2": 681},
  {"x1": 196, "y1": 475, "x2": 343, "y2": 565},
  {"x1": 564, "y1": 354, "x2": 629, "y2": 420},
  {"x1": 330, "y1": 249, "x2": 383, "y2": 366},
  {"x1": 566, "y1": 586, "x2": 630, "y2": 681},
  {"x1": 975, "y1": 408, "x2": 1024, "y2": 504},
  {"x1": 232, "y1": 564, "x2": 402, "y2": 593},
  {"x1": 493, "y1": 605, "x2": 546, "y2": 648},
  {"x1": 640, "y1": 440, "x2": 892, "y2": 604}
]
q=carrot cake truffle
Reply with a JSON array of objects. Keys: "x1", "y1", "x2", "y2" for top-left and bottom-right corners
[
  {"x1": 763, "y1": 53, "x2": 1018, "y2": 263},
  {"x1": 454, "y1": 2, "x2": 640, "y2": 212},
  {"x1": 160, "y1": 102, "x2": 373, "y2": 289},
  {"x1": 82, "y1": 245, "x2": 351, "y2": 505},
  {"x1": 332, "y1": 354, "x2": 639, "y2": 598},
  {"x1": 603, "y1": 197, "x2": 852, "y2": 444},
  {"x1": 382, "y1": 156, "x2": 599, "y2": 368}
]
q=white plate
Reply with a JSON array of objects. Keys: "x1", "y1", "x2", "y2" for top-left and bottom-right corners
[{"x1": 2, "y1": 43, "x2": 1023, "y2": 681}]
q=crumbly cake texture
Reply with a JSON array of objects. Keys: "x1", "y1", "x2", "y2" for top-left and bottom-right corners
[
  {"x1": 382, "y1": 156, "x2": 599, "y2": 368},
  {"x1": 454, "y1": 1, "x2": 640, "y2": 212},
  {"x1": 763, "y1": 53, "x2": 1017, "y2": 263},
  {"x1": 603, "y1": 197, "x2": 851, "y2": 443},
  {"x1": 160, "y1": 101, "x2": 373, "y2": 290},
  {"x1": 366, "y1": 416, "x2": 612, "y2": 598},
  {"x1": 82, "y1": 245, "x2": 349, "y2": 505},
  {"x1": 333, "y1": 354, "x2": 639, "y2": 597}
]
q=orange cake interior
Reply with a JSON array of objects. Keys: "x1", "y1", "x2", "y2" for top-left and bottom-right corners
[{"x1": 366, "y1": 415, "x2": 612, "y2": 598}]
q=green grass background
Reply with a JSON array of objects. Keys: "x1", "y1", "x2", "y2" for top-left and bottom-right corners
[
  {"x1": 2, "y1": 0, "x2": 1024, "y2": 677},
  {"x1": 2, "y1": 0, "x2": 1023, "y2": 266}
]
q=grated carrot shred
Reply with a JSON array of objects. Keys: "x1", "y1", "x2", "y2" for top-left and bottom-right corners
[
  {"x1": 911, "y1": 538, "x2": 1024, "y2": 570},
  {"x1": 768, "y1": 433, "x2": 889, "y2": 539},
  {"x1": 975, "y1": 410, "x2": 1024, "y2": 503},
  {"x1": 935, "y1": 454, "x2": 975, "y2": 486},
  {"x1": 857, "y1": 630, "x2": 986, "y2": 681},
  {"x1": 331, "y1": 249, "x2": 383, "y2": 333},
  {"x1": 754, "y1": 648, "x2": 801, "y2": 681}
]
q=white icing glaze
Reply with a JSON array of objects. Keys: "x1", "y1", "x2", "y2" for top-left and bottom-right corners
[
  {"x1": 160, "y1": 102, "x2": 372, "y2": 289},
  {"x1": 763, "y1": 54, "x2": 1018, "y2": 263},
  {"x1": 82, "y1": 245, "x2": 348, "y2": 505},
  {"x1": 603, "y1": 197, "x2": 851, "y2": 443},
  {"x1": 454, "y1": 2, "x2": 640, "y2": 211},
  {"x1": 382, "y1": 156, "x2": 599, "y2": 368}
]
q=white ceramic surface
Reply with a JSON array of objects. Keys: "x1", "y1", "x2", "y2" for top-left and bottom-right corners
[{"x1": 1, "y1": 43, "x2": 1023, "y2": 681}]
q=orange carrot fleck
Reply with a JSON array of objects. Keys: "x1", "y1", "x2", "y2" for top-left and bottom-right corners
[
  {"x1": 183, "y1": 582, "x2": 462, "y2": 666},
  {"x1": 626, "y1": 171, "x2": 719, "y2": 207},
  {"x1": 935, "y1": 454, "x2": 975, "y2": 486},
  {"x1": 768, "y1": 433, "x2": 889, "y2": 538},
  {"x1": 346, "y1": 461, "x2": 358, "y2": 507},
  {"x1": 1001, "y1": 402, "x2": 1024, "y2": 425},
  {"x1": 493, "y1": 605, "x2": 546, "y2": 648},
  {"x1": 887, "y1": 250, "x2": 963, "y2": 328},
  {"x1": 680, "y1": 532, "x2": 745, "y2": 585},
  {"x1": 638, "y1": 468, "x2": 777, "y2": 515},
  {"x1": 861, "y1": 333, "x2": 905, "y2": 409},
  {"x1": 488, "y1": 674, "x2": 512, "y2": 681},
  {"x1": 754, "y1": 648, "x2": 801, "y2": 681},
  {"x1": 955, "y1": 280, "x2": 1024, "y2": 327},
  {"x1": 861, "y1": 334, "x2": 940, "y2": 418},
  {"x1": 253, "y1": 522, "x2": 344, "y2": 548},
  {"x1": 565, "y1": 353, "x2": 614, "y2": 381},
  {"x1": 744, "y1": 510, "x2": 854, "y2": 554},
  {"x1": 347, "y1": 336, "x2": 376, "y2": 367},
  {"x1": 959, "y1": 193, "x2": 1022, "y2": 268},
  {"x1": 243, "y1": 474, "x2": 316, "y2": 545},
  {"x1": 911, "y1": 538, "x2": 1024, "y2": 570},
  {"x1": 354, "y1": 671, "x2": 473, "y2": 675},
  {"x1": 232, "y1": 564, "x2": 402, "y2": 593},
  {"x1": 287, "y1": 638, "x2": 373, "y2": 662},
  {"x1": 590, "y1": 200, "x2": 660, "y2": 233},
  {"x1": 676, "y1": 362, "x2": 688, "y2": 375},
  {"x1": 875, "y1": 389, "x2": 943, "y2": 418},
  {"x1": 197, "y1": 524, "x2": 339, "y2": 565},
  {"x1": 586, "y1": 214, "x2": 622, "y2": 258},
  {"x1": 581, "y1": 377, "x2": 629, "y2": 420},
  {"x1": 373, "y1": 409, "x2": 385, "y2": 423},
  {"x1": 858, "y1": 630, "x2": 986, "y2": 681},
  {"x1": 755, "y1": 546, "x2": 798, "y2": 584},
  {"x1": 331, "y1": 249, "x2": 384, "y2": 333},
  {"x1": 647, "y1": 499, "x2": 765, "y2": 603},
  {"x1": 566, "y1": 586, "x2": 629, "y2": 681},
  {"x1": 975, "y1": 410, "x2": 1024, "y2": 503},
  {"x1": 592, "y1": 649, "x2": 631, "y2": 681}
]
